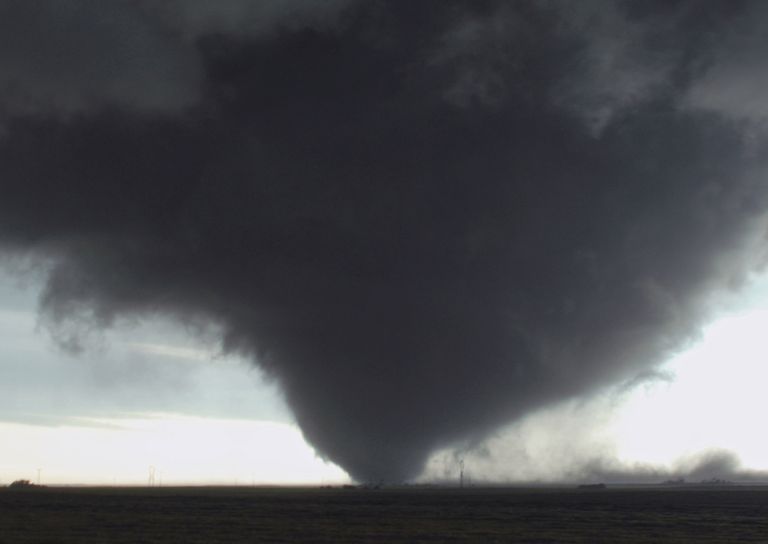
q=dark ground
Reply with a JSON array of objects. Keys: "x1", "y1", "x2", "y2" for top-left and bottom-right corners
[{"x1": 1, "y1": 485, "x2": 766, "y2": 543}]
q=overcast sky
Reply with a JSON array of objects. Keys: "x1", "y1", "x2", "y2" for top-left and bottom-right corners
[{"x1": 3, "y1": 1, "x2": 768, "y2": 485}]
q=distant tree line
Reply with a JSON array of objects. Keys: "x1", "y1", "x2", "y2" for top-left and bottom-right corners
[{"x1": 8, "y1": 479, "x2": 45, "y2": 489}]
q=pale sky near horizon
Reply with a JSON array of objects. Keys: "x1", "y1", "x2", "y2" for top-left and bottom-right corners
[{"x1": 2, "y1": 266, "x2": 768, "y2": 485}]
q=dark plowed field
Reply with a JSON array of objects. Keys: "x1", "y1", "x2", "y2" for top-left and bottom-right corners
[{"x1": 1, "y1": 485, "x2": 767, "y2": 543}]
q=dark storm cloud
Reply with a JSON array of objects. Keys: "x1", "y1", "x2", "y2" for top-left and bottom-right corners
[
  {"x1": 680, "y1": 1, "x2": 768, "y2": 119},
  {"x1": 1, "y1": 0, "x2": 768, "y2": 481},
  {"x1": 0, "y1": 0, "x2": 352, "y2": 117}
]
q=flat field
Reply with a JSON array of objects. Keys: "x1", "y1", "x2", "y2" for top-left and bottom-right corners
[{"x1": 1, "y1": 485, "x2": 766, "y2": 543}]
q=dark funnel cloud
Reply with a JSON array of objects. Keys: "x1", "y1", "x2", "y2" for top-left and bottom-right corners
[{"x1": 1, "y1": 1, "x2": 768, "y2": 481}]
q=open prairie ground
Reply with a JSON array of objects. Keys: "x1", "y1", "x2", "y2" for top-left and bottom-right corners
[{"x1": 1, "y1": 485, "x2": 766, "y2": 543}]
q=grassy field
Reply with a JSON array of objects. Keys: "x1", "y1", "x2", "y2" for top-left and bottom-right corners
[{"x1": 1, "y1": 485, "x2": 767, "y2": 543}]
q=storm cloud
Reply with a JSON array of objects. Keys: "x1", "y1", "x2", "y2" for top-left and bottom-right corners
[{"x1": 2, "y1": 1, "x2": 768, "y2": 482}]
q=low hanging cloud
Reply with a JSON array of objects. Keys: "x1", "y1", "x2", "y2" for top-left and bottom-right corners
[
  {"x1": 581, "y1": 450, "x2": 768, "y2": 484},
  {"x1": 1, "y1": 1, "x2": 768, "y2": 482}
]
